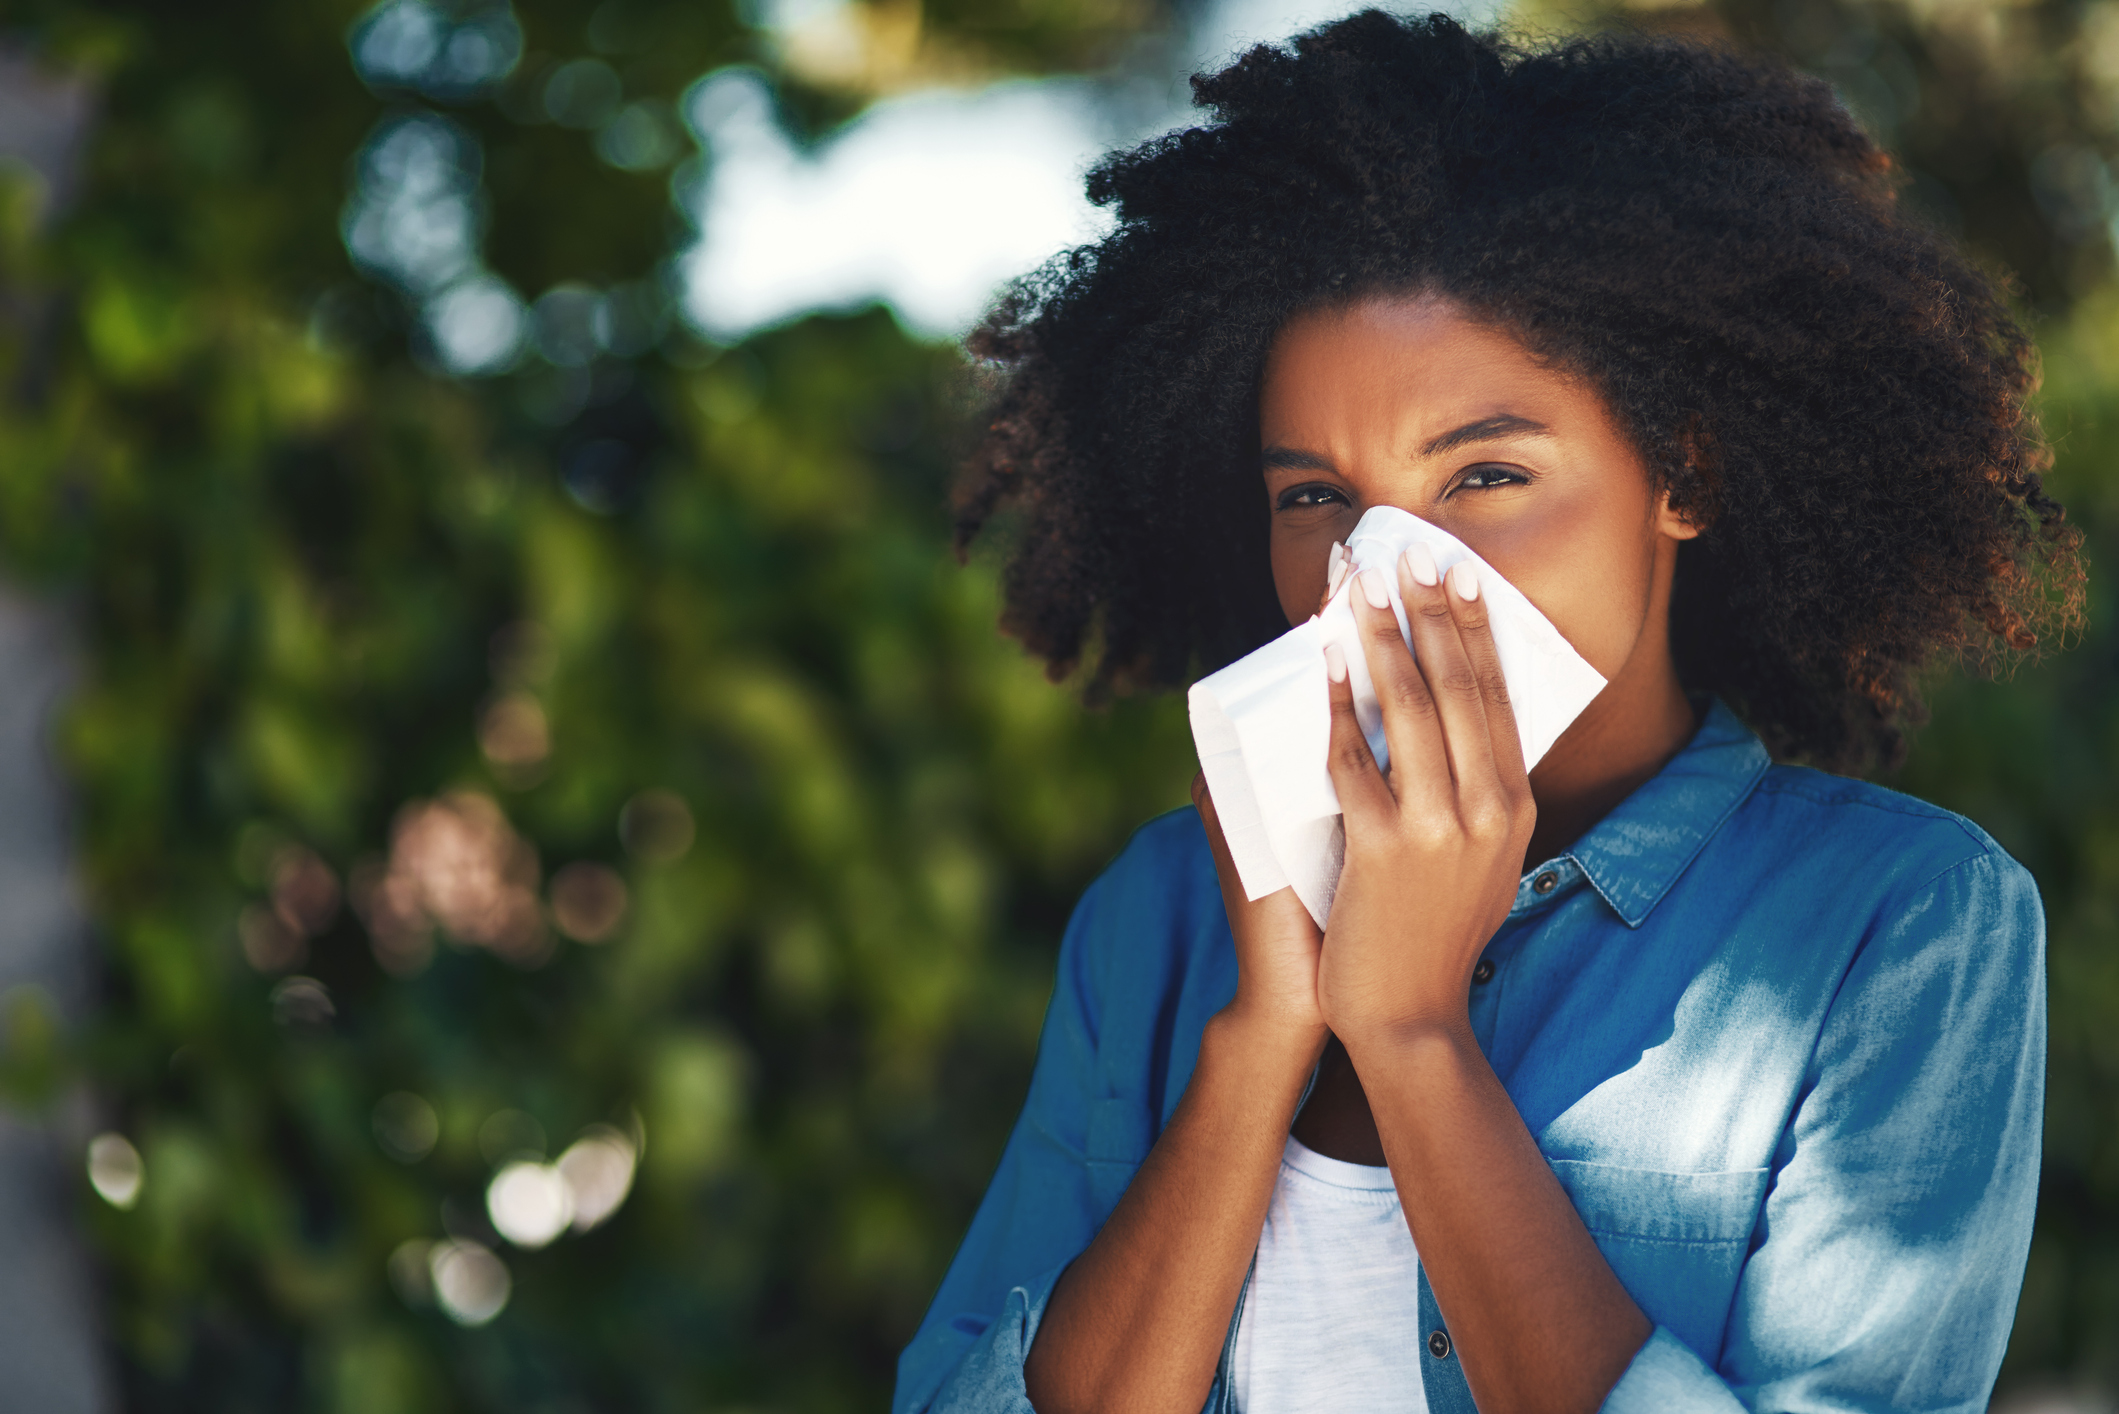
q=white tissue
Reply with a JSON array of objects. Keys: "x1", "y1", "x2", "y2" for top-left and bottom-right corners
[{"x1": 1188, "y1": 506, "x2": 1606, "y2": 929}]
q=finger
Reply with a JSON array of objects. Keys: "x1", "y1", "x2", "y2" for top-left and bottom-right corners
[
  {"x1": 1439, "y1": 559, "x2": 1532, "y2": 802},
  {"x1": 1315, "y1": 540, "x2": 1349, "y2": 617},
  {"x1": 1398, "y1": 546, "x2": 1501, "y2": 809},
  {"x1": 1323, "y1": 638, "x2": 1398, "y2": 828},
  {"x1": 1348, "y1": 564, "x2": 1450, "y2": 811}
]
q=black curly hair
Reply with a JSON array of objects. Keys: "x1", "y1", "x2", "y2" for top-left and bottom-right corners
[{"x1": 954, "y1": 9, "x2": 2083, "y2": 773}]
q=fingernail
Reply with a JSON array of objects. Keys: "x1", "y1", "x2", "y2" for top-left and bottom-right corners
[
  {"x1": 1360, "y1": 567, "x2": 1392, "y2": 609},
  {"x1": 1402, "y1": 541, "x2": 1439, "y2": 587},
  {"x1": 1449, "y1": 559, "x2": 1480, "y2": 602},
  {"x1": 1325, "y1": 642, "x2": 1347, "y2": 683},
  {"x1": 1326, "y1": 550, "x2": 1349, "y2": 597}
]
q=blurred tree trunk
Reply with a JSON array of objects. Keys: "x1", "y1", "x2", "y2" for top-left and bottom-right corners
[
  {"x1": 0, "y1": 590, "x2": 110, "y2": 1413},
  {"x1": 0, "y1": 43, "x2": 108, "y2": 1413}
]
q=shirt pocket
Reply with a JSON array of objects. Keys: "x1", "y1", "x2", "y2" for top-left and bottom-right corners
[
  {"x1": 1085, "y1": 1096, "x2": 1153, "y2": 1215},
  {"x1": 1547, "y1": 1159, "x2": 1768, "y2": 1360}
]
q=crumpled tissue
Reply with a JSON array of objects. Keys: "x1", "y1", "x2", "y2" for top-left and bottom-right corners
[{"x1": 1188, "y1": 505, "x2": 1606, "y2": 929}]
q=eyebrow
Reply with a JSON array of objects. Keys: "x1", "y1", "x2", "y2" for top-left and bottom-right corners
[
  {"x1": 1261, "y1": 414, "x2": 1553, "y2": 474},
  {"x1": 1420, "y1": 413, "x2": 1551, "y2": 457},
  {"x1": 1261, "y1": 446, "x2": 1337, "y2": 473}
]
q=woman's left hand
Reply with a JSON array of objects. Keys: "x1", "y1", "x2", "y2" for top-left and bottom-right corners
[
  {"x1": 1313, "y1": 549, "x2": 1652, "y2": 1414},
  {"x1": 1316, "y1": 549, "x2": 1537, "y2": 1044}
]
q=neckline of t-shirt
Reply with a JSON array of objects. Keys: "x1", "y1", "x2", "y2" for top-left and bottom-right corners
[{"x1": 1282, "y1": 1134, "x2": 1397, "y2": 1192}]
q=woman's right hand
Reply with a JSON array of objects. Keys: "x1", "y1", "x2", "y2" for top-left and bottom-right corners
[
  {"x1": 1030, "y1": 783, "x2": 1332, "y2": 1414},
  {"x1": 1193, "y1": 773, "x2": 1328, "y2": 1047}
]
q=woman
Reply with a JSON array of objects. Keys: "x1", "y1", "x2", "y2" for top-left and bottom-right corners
[{"x1": 898, "y1": 13, "x2": 2080, "y2": 1414}]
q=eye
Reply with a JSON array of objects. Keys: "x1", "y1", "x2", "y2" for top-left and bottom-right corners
[
  {"x1": 1454, "y1": 464, "x2": 1529, "y2": 493},
  {"x1": 1275, "y1": 482, "x2": 1352, "y2": 511}
]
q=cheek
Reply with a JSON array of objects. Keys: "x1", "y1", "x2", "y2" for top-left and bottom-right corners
[
  {"x1": 1270, "y1": 524, "x2": 1344, "y2": 625},
  {"x1": 1526, "y1": 568, "x2": 1649, "y2": 680},
  {"x1": 1481, "y1": 506, "x2": 1659, "y2": 679}
]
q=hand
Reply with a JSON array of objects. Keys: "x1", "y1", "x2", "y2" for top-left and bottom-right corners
[
  {"x1": 1317, "y1": 549, "x2": 1536, "y2": 1044},
  {"x1": 1193, "y1": 774, "x2": 1329, "y2": 1049},
  {"x1": 1031, "y1": 785, "x2": 1333, "y2": 1414}
]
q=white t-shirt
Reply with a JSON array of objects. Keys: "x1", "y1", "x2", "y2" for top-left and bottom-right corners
[{"x1": 1229, "y1": 1136, "x2": 1431, "y2": 1414}]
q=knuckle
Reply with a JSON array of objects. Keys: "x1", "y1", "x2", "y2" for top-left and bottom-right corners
[
  {"x1": 1478, "y1": 667, "x2": 1512, "y2": 706},
  {"x1": 1415, "y1": 598, "x2": 1455, "y2": 625},
  {"x1": 1440, "y1": 666, "x2": 1482, "y2": 700},
  {"x1": 1464, "y1": 799, "x2": 1511, "y2": 837},
  {"x1": 1405, "y1": 813, "x2": 1454, "y2": 849},
  {"x1": 1388, "y1": 676, "x2": 1437, "y2": 717},
  {"x1": 1335, "y1": 740, "x2": 1374, "y2": 774}
]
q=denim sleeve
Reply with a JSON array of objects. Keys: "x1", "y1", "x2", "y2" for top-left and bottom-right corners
[
  {"x1": 1603, "y1": 849, "x2": 2046, "y2": 1414},
  {"x1": 892, "y1": 872, "x2": 1113, "y2": 1414}
]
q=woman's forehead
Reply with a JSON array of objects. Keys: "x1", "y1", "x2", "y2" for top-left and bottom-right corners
[{"x1": 1260, "y1": 296, "x2": 1608, "y2": 450}]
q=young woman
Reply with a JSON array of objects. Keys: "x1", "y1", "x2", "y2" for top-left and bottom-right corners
[{"x1": 897, "y1": 13, "x2": 2080, "y2": 1414}]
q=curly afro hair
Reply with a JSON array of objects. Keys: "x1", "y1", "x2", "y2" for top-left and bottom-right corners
[{"x1": 954, "y1": 9, "x2": 2083, "y2": 773}]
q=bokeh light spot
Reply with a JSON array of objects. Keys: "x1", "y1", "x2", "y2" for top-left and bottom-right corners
[
  {"x1": 549, "y1": 861, "x2": 628, "y2": 942},
  {"x1": 271, "y1": 845, "x2": 342, "y2": 935},
  {"x1": 558, "y1": 1125, "x2": 637, "y2": 1230},
  {"x1": 372, "y1": 1092, "x2": 441, "y2": 1163},
  {"x1": 342, "y1": 114, "x2": 482, "y2": 296},
  {"x1": 350, "y1": 0, "x2": 523, "y2": 101},
  {"x1": 387, "y1": 1238, "x2": 434, "y2": 1306},
  {"x1": 596, "y1": 101, "x2": 680, "y2": 171},
  {"x1": 270, "y1": 976, "x2": 337, "y2": 1029},
  {"x1": 544, "y1": 58, "x2": 623, "y2": 129},
  {"x1": 620, "y1": 789, "x2": 695, "y2": 862},
  {"x1": 87, "y1": 1133, "x2": 143, "y2": 1209},
  {"x1": 592, "y1": 278, "x2": 670, "y2": 358},
  {"x1": 429, "y1": 1239, "x2": 510, "y2": 1325},
  {"x1": 424, "y1": 274, "x2": 527, "y2": 375},
  {"x1": 238, "y1": 903, "x2": 306, "y2": 973},
  {"x1": 340, "y1": 110, "x2": 527, "y2": 377},
  {"x1": 531, "y1": 283, "x2": 602, "y2": 367},
  {"x1": 487, "y1": 1160, "x2": 574, "y2": 1248},
  {"x1": 478, "y1": 691, "x2": 550, "y2": 774},
  {"x1": 352, "y1": 791, "x2": 550, "y2": 968}
]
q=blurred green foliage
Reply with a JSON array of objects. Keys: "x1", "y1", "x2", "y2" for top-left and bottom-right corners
[
  {"x1": 4, "y1": 0, "x2": 2119, "y2": 1408},
  {"x1": 0, "y1": 1, "x2": 1192, "y2": 1408}
]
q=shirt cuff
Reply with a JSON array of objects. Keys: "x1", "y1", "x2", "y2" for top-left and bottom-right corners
[
  {"x1": 925, "y1": 1262, "x2": 1069, "y2": 1414},
  {"x1": 1600, "y1": 1326, "x2": 1748, "y2": 1414}
]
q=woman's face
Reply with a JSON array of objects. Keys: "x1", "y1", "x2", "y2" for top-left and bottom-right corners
[{"x1": 1259, "y1": 293, "x2": 1695, "y2": 683}]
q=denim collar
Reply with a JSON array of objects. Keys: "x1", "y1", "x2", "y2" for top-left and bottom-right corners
[{"x1": 1519, "y1": 699, "x2": 1771, "y2": 930}]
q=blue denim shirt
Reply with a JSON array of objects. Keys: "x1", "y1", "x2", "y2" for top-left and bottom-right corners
[{"x1": 895, "y1": 702, "x2": 2045, "y2": 1414}]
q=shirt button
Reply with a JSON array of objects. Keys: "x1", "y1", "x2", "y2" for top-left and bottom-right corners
[
  {"x1": 1472, "y1": 958, "x2": 1495, "y2": 985},
  {"x1": 1532, "y1": 870, "x2": 1558, "y2": 895},
  {"x1": 1427, "y1": 1329, "x2": 1451, "y2": 1359}
]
